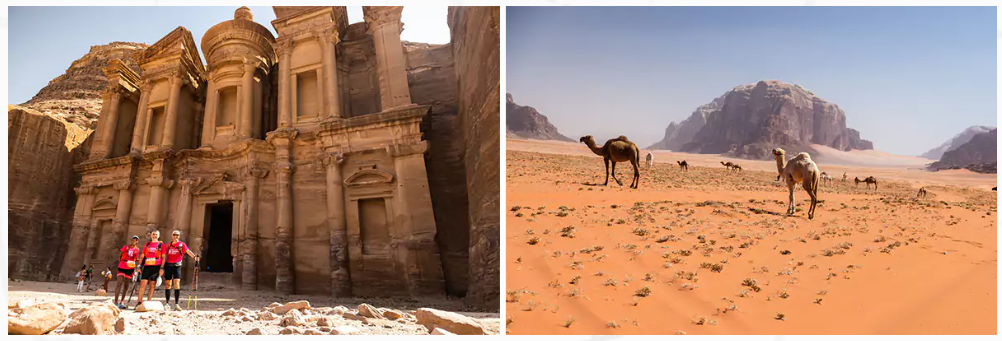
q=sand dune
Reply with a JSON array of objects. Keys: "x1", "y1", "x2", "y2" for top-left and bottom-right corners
[{"x1": 505, "y1": 139, "x2": 996, "y2": 335}]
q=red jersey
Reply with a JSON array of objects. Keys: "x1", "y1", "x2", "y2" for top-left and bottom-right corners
[
  {"x1": 118, "y1": 245, "x2": 140, "y2": 269},
  {"x1": 165, "y1": 241, "x2": 190, "y2": 264},
  {"x1": 142, "y1": 241, "x2": 164, "y2": 266}
]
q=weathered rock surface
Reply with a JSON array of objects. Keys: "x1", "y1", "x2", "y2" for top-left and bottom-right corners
[
  {"x1": 431, "y1": 327, "x2": 456, "y2": 335},
  {"x1": 280, "y1": 309, "x2": 306, "y2": 327},
  {"x1": 415, "y1": 308, "x2": 486, "y2": 335},
  {"x1": 63, "y1": 302, "x2": 120, "y2": 335},
  {"x1": 8, "y1": 302, "x2": 69, "y2": 335},
  {"x1": 272, "y1": 300, "x2": 310, "y2": 315},
  {"x1": 8, "y1": 107, "x2": 91, "y2": 282},
  {"x1": 449, "y1": 5, "x2": 501, "y2": 311},
  {"x1": 929, "y1": 129, "x2": 997, "y2": 173},
  {"x1": 647, "y1": 93, "x2": 726, "y2": 151},
  {"x1": 358, "y1": 303, "x2": 384, "y2": 319},
  {"x1": 245, "y1": 327, "x2": 264, "y2": 335},
  {"x1": 114, "y1": 318, "x2": 129, "y2": 334},
  {"x1": 134, "y1": 301, "x2": 164, "y2": 312},
  {"x1": 658, "y1": 81, "x2": 874, "y2": 160},
  {"x1": 21, "y1": 42, "x2": 147, "y2": 131},
  {"x1": 331, "y1": 325, "x2": 360, "y2": 335},
  {"x1": 94, "y1": 289, "x2": 108, "y2": 296},
  {"x1": 921, "y1": 125, "x2": 996, "y2": 160},
  {"x1": 505, "y1": 93, "x2": 573, "y2": 142}
]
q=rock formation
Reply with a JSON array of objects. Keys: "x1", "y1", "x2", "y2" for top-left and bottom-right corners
[
  {"x1": 920, "y1": 125, "x2": 996, "y2": 160},
  {"x1": 21, "y1": 42, "x2": 147, "y2": 131},
  {"x1": 647, "y1": 92, "x2": 726, "y2": 151},
  {"x1": 450, "y1": 6, "x2": 501, "y2": 310},
  {"x1": 505, "y1": 93, "x2": 572, "y2": 142},
  {"x1": 929, "y1": 129, "x2": 997, "y2": 173},
  {"x1": 653, "y1": 81, "x2": 874, "y2": 160}
]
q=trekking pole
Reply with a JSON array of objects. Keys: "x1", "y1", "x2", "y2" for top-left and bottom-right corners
[
  {"x1": 125, "y1": 265, "x2": 141, "y2": 308},
  {"x1": 192, "y1": 260, "x2": 200, "y2": 310},
  {"x1": 187, "y1": 262, "x2": 195, "y2": 310}
]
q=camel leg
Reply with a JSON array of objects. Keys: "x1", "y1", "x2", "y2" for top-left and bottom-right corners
[
  {"x1": 804, "y1": 179, "x2": 818, "y2": 220},
  {"x1": 602, "y1": 158, "x2": 611, "y2": 186},
  {"x1": 631, "y1": 159, "x2": 640, "y2": 189},
  {"x1": 610, "y1": 162, "x2": 623, "y2": 186},
  {"x1": 786, "y1": 180, "x2": 796, "y2": 216}
]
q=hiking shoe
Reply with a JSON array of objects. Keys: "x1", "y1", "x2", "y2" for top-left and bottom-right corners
[{"x1": 174, "y1": 304, "x2": 182, "y2": 311}]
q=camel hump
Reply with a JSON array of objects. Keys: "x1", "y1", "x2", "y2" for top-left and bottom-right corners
[{"x1": 614, "y1": 135, "x2": 630, "y2": 142}]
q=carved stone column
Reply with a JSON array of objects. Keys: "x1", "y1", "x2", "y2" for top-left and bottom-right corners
[
  {"x1": 242, "y1": 167, "x2": 268, "y2": 290},
  {"x1": 161, "y1": 76, "x2": 184, "y2": 149},
  {"x1": 145, "y1": 160, "x2": 175, "y2": 232},
  {"x1": 316, "y1": 28, "x2": 341, "y2": 120},
  {"x1": 61, "y1": 185, "x2": 97, "y2": 279},
  {"x1": 201, "y1": 79, "x2": 219, "y2": 148},
  {"x1": 83, "y1": 218, "x2": 102, "y2": 266},
  {"x1": 106, "y1": 179, "x2": 135, "y2": 267},
  {"x1": 239, "y1": 62, "x2": 255, "y2": 138},
  {"x1": 322, "y1": 151, "x2": 350, "y2": 297},
  {"x1": 267, "y1": 128, "x2": 297, "y2": 294},
  {"x1": 390, "y1": 142, "x2": 445, "y2": 296},
  {"x1": 175, "y1": 177, "x2": 201, "y2": 283},
  {"x1": 276, "y1": 39, "x2": 293, "y2": 127},
  {"x1": 130, "y1": 83, "x2": 152, "y2": 154},
  {"x1": 364, "y1": 6, "x2": 412, "y2": 110},
  {"x1": 93, "y1": 89, "x2": 123, "y2": 159}
]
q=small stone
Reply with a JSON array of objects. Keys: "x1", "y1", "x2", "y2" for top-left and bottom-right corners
[
  {"x1": 115, "y1": 318, "x2": 129, "y2": 334},
  {"x1": 303, "y1": 328, "x2": 324, "y2": 335},
  {"x1": 318, "y1": 326, "x2": 333, "y2": 333},
  {"x1": 94, "y1": 289, "x2": 108, "y2": 297},
  {"x1": 280, "y1": 309, "x2": 306, "y2": 327},
  {"x1": 329, "y1": 306, "x2": 349, "y2": 315},
  {"x1": 317, "y1": 316, "x2": 336, "y2": 327},
  {"x1": 343, "y1": 312, "x2": 366, "y2": 321},
  {"x1": 358, "y1": 303, "x2": 384, "y2": 319},
  {"x1": 135, "y1": 301, "x2": 165, "y2": 312},
  {"x1": 222, "y1": 308, "x2": 238, "y2": 316},
  {"x1": 431, "y1": 328, "x2": 455, "y2": 335},
  {"x1": 257, "y1": 311, "x2": 279, "y2": 321},
  {"x1": 241, "y1": 315, "x2": 254, "y2": 322},
  {"x1": 279, "y1": 326, "x2": 303, "y2": 335},
  {"x1": 312, "y1": 307, "x2": 334, "y2": 315},
  {"x1": 267, "y1": 302, "x2": 282, "y2": 309},
  {"x1": 246, "y1": 328, "x2": 264, "y2": 335},
  {"x1": 330, "y1": 326, "x2": 359, "y2": 335},
  {"x1": 273, "y1": 300, "x2": 311, "y2": 315},
  {"x1": 382, "y1": 309, "x2": 404, "y2": 320}
]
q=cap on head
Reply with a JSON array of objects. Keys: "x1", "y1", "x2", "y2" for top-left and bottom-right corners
[
  {"x1": 172, "y1": 230, "x2": 181, "y2": 236},
  {"x1": 131, "y1": 235, "x2": 140, "y2": 240}
]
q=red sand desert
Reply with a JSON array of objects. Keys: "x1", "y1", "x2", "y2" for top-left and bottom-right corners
[{"x1": 505, "y1": 139, "x2": 996, "y2": 335}]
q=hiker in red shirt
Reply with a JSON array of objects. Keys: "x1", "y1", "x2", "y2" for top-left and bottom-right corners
[
  {"x1": 114, "y1": 235, "x2": 141, "y2": 309},
  {"x1": 135, "y1": 229, "x2": 166, "y2": 307},
  {"x1": 163, "y1": 230, "x2": 198, "y2": 311}
]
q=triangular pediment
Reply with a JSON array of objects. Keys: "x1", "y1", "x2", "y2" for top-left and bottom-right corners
[{"x1": 344, "y1": 169, "x2": 395, "y2": 187}]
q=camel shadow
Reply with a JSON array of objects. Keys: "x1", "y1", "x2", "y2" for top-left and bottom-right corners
[{"x1": 748, "y1": 207, "x2": 784, "y2": 216}]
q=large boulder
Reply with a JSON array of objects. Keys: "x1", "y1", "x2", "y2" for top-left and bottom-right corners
[
  {"x1": 357, "y1": 303, "x2": 384, "y2": 319},
  {"x1": 273, "y1": 300, "x2": 311, "y2": 315},
  {"x1": 414, "y1": 308, "x2": 486, "y2": 335},
  {"x1": 63, "y1": 302, "x2": 121, "y2": 335},
  {"x1": 8, "y1": 302, "x2": 69, "y2": 335},
  {"x1": 280, "y1": 309, "x2": 306, "y2": 327}
]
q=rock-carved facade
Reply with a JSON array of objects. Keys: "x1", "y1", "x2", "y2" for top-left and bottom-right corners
[{"x1": 62, "y1": 6, "x2": 451, "y2": 298}]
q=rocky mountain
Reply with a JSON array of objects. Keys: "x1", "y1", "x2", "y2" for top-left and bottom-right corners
[
  {"x1": 505, "y1": 93, "x2": 572, "y2": 142},
  {"x1": 656, "y1": 81, "x2": 873, "y2": 160},
  {"x1": 929, "y1": 129, "x2": 997, "y2": 173},
  {"x1": 920, "y1": 125, "x2": 996, "y2": 160},
  {"x1": 21, "y1": 42, "x2": 147, "y2": 131},
  {"x1": 647, "y1": 92, "x2": 727, "y2": 151}
]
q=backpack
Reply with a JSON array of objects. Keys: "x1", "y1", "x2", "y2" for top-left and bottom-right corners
[{"x1": 166, "y1": 242, "x2": 185, "y2": 266}]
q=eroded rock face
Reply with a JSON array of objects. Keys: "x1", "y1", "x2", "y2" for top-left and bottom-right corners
[
  {"x1": 21, "y1": 42, "x2": 147, "y2": 131},
  {"x1": 505, "y1": 93, "x2": 572, "y2": 142},
  {"x1": 659, "y1": 81, "x2": 874, "y2": 159},
  {"x1": 929, "y1": 129, "x2": 997, "y2": 173},
  {"x1": 921, "y1": 125, "x2": 996, "y2": 160},
  {"x1": 449, "y1": 6, "x2": 501, "y2": 311},
  {"x1": 647, "y1": 93, "x2": 725, "y2": 151},
  {"x1": 63, "y1": 302, "x2": 121, "y2": 335},
  {"x1": 8, "y1": 107, "x2": 91, "y2": 281}
]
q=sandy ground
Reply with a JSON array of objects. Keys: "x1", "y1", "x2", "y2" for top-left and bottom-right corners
[
  {"x1": 8, "y1": 280, "x2": 500, "y2": 335},
  {"x1": 505, "y1": 139, "x2": 996, "y2": 335}
]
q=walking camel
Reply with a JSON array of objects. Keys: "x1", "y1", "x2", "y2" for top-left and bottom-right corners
[
  {"x1": 842, "y1": 172, "x2": 848, "y2": 183},
  {"x1": 916, "y1": 187, "x2": 928, "y2": 198},
  {"x1": 580, "y1": 135, "x2": 641, "y2": 189},
  {"x1": 720, "y1": 161, "x2": 741, "y2": 171},
  {"x1": 645, "y1": 152, "x2": 654, "y2": 170},
  {"x1": 820, "y1": 172, "x2": 833, "y2": 186},
  {"x1": 772, "y1": 148, "x2": 821, "y2": 220},
  {"x1": 677, "y1": 160, "x2": 689, "y2": 172},
  {"x1": 854, "y1": 176, "x2": 878, "y2": 190}
]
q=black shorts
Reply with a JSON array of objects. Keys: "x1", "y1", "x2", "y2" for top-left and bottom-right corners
[
  {"x1": 117, "y1": 268, "x2": 135, "y2": 278},
  {"x1": 163, "y1": 263, "x2": 182, "y2": 281},
  {"x1": 141, "y1": 264, "x2": 161, "y2": 281}
]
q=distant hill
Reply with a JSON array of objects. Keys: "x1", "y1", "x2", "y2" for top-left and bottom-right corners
[
  {"x1": 506, "y1": 93, "x2": 572, "y2": 142},
  {"x1": 920, "y1": 125, "x2": 996, "y2": 160}
]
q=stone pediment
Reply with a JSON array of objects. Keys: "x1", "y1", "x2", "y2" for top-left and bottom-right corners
[
  {"x1": 92, "y1": 198, "x2": 118, "y2": 211},
  {"x1": 194, "y1": 172, "x2": 245, "y2": 197},
  {"x1": 344, "y1": 169, "x2": 395, "y2": 187}
]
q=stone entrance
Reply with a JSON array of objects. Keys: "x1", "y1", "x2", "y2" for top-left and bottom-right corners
[{"x1": 203, "y1": 201, "x2": 234, "y2": 273}]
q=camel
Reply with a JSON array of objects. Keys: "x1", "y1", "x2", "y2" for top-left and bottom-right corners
[
  {"x1": 720, "y1": 161, "x2": 742, "y2": 172},
  {"x1": 917, "y1": 187, "x2": 928, "y2": 198},
  {"x1": 820, "y1": 172, "x2": 833, "y2": 186},
  {"x1": 645, "y1": 152, "x2": 654, "y2": 170},
  {"x1": 580, "y1": 135, "x2": 641, "y2": 189},
  {"x1": 842, "y1": 172, "x2": 848, "y2": 183},
  {"x1": 854, "y1": 176, "x2": 878, "y2": 190},
  {"x1": 772, "y1": 148, "x2": 821, "y2": 220},
  {"x1": 677, "y1": 160, "x2": 689, "y2": 172}
]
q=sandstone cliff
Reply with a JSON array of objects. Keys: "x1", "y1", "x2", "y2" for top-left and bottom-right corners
[
  {"x1": 450, "y1": 6, "x2": 500, "y2": 310},
  {"x1": 929, "y1": 129, "x2": 997, "y2": 173},
  {"x1": 8, "y1": 107, "x2": 92, "y2": 281},
  {"x1": 670, "y1": 81, "x2": 873, "y2": 160},
  {"x1": 920, "y1": 125, "x2": 996, "y2": 160},
  {"x1": 505, "y1": 93, "x2": 572, "y2": 142},
  {"x1": 647, "y1": 92, "x2": 726, "y2": 151},
  {"x1": 21, "y1": 42, "x2": 147, "y2": 131}
]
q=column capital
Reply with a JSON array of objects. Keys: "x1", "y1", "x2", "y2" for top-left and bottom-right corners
[
  {"x1": 320, "y1": 151, "x2": 345, "y2": 168},
  {"x1": 388, "y1": 141, "x2": 428, "y2": 157},
  {"x1": 266, "y1": 127, "x2": 299, "y2": 144},
  {"x1": 113, "y1": 179, "x2": 135, "y2": 191},
  {"x1": 275, "y1": 38, "x2": 294, "y2": 57},
  {"x1": 363, "y1": 6, "x2": 404, "y2": 30},
  {"x1": 75, "y1": 185, "x2": 97, "y2": 195},
  {"x1": 145, "y1": 175, "x2": 176, "y2": 189},
  {"x1": 247, "y1": 167, "x2": 269, "y2": 179},
  {"x1": 314, "y1": 27, "x2": 341, "y2": 45}
]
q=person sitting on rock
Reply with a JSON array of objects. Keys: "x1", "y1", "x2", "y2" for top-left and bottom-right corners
[
  {"x1": 114, "y1": 235, "x2": 141, "y2": 309},
  {"x1": 164, "y1": 230, "x2": 199, "y2": 311}
]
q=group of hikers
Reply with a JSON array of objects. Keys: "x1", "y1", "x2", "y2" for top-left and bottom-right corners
[{"x1": 79, "y1": 229, "x2": 200, "y2": 310}]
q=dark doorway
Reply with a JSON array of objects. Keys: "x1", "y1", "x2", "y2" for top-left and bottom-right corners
[{"x1": 204, "y1": 201, "x2": 233, "y2": 273}]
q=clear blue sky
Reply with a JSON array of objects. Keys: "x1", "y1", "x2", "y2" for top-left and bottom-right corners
[
  {"x1": 10, "y1": 6, "x2": 450, "y2": 105},
  {"x1": 507, "y1": 6, "x2": 997, "y2": 156}
]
